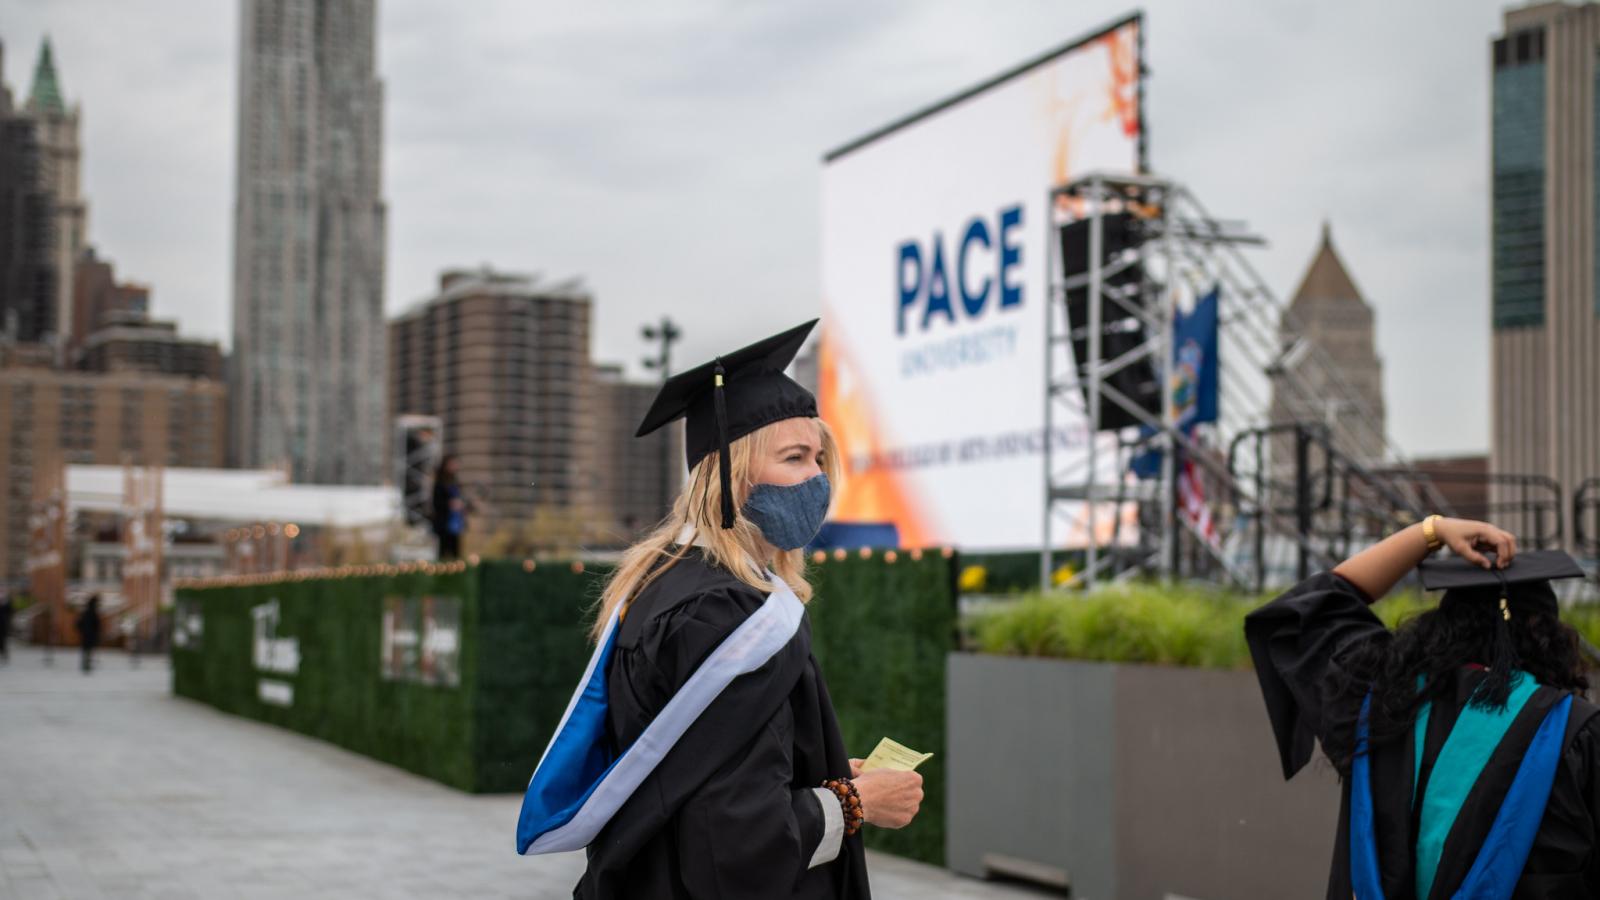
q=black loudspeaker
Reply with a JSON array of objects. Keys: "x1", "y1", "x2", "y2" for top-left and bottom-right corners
[{"x1": 1059, "y1": 212, "x2": 1160, "y2": 431}]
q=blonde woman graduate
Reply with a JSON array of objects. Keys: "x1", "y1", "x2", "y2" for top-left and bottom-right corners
[{"x1": 517, "y1": 320, "x2": 923, "y2": 899}]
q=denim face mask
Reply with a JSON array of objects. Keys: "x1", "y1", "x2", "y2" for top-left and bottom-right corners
[{"x1": 741, "y1": 473, "x2": 831, "y2": 551}]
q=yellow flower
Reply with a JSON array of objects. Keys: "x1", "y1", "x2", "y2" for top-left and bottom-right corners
[{"x1": 958, "y1": 565, "x2": 988, "y2": 592}]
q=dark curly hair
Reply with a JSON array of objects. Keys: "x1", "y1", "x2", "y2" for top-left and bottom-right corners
[{"x1": 1323, "y1": 583, "x2": 1589, "y2": 775}]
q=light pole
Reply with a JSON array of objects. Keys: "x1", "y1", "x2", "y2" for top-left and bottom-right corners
[{"x1": 641, "y1": 318, "x2": 682, "y2": 523}]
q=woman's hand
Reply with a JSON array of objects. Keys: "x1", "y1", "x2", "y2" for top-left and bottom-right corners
[
  {"x1": 848, "y1": 758, "x2": 864, "y2": 777},
  {"x1": 1435, "y1": 517, "x2": 1517, "y2": 569},
  {"x1": 1333, "y1": 516, "x2": 1520, "y2": 601},
  {"x1": 852, "y1": 769, "x2": 923, "y2": 829}
]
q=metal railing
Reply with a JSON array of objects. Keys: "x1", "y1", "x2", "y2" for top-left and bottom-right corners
[
  {"x1": 1576, "y1": 478, "x2": 1600, "y2": 558},
  {"x1": 1042, "y1": 170, "x2": 1588, "y2": 592}
]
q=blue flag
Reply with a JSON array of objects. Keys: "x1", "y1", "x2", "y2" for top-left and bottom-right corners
[
  {"x1": 1128, "y1": 286, "x2": 1220, "y2": 480},
  {"x1": 1170, "y1": 286, "x2": 1219, "y2": 434}
]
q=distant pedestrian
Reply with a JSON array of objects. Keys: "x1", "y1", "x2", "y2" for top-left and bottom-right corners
[
  {"x1": 0, "y1": 589, "x2": 12, "y2": 663},
  {"x1": 76, "y1": 594, "x2": 101, "y2": 673},
  {"x1": 430, "y1": 454, "x2": 468, "y2": 561}
]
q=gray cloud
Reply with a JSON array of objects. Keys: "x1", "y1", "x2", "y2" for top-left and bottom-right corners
[{"x1": 2, "y1": 0, "x2": 1507, "y2": 457}]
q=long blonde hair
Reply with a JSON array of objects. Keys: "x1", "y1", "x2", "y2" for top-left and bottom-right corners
[{"x1": 590, "y1": 416, "x2": 842, "y2": 642}]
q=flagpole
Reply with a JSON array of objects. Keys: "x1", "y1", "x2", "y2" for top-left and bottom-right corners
[
  {"x1": 1084, "y1": 177, "x2": 1103, "y2": 589},
  {"x1": 1158, "y1": 202, "x2": 1178, "y2": 580}
]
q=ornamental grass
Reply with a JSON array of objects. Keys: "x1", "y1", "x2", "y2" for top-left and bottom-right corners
[{"x1": 972, "y1": 582, "x2": 1600, "y2": 669}]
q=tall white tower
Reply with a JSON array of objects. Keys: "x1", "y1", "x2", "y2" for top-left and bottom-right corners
[
  {"x1": 231, "y1": 0, "x2": 387, "y2": 484},
  {"x1": 25, "y1": 37, "x2": 86, "y2": 348}
]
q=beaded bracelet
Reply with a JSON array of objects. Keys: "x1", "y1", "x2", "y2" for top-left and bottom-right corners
[{"x1": 821, "y1": 778, "x2": 864, "y2": 837}]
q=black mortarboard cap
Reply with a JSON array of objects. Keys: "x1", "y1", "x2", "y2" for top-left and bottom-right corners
[
  {"x1": 1418, "y1": 549, "x2": 1587, "y2": 706},
  {"x1": 635, "y1": 319, "x2": 819, "y2": 529},
  {"x1": 1418, "y1": 549, "x2": 1586, "y2": 593}
]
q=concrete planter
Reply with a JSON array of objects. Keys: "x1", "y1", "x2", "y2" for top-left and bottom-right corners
[{"x1": 947, "y1": 653, "x2": 1340, "y2": 900}]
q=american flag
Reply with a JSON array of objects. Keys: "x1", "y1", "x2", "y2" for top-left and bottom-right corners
[{"x1": 1178, "y1": 458, "x2": 1218, "y2": 547}]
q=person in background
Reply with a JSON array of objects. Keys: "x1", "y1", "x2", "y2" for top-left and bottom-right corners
[
  {"x1": 77, "y1": 594, "x2": 102, "y2": 674},
  {"x1": 431, "y1": 454, "x2": 468, "y2": 561},
  {"x1": 1245, "y1": 516, "x2": 1600, "y2": 898},
  {"x1": 0, "y1": 588, "x2": 12, "y2": 664}
]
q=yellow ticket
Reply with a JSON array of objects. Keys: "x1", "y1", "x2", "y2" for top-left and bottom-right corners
[{"x1": 860, "y1": 737, "x2": 934, "y2": 772}]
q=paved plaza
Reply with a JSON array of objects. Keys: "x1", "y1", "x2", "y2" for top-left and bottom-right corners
[{"x1": 0, "y1": 645, "x2": 1042, "y2": 899}]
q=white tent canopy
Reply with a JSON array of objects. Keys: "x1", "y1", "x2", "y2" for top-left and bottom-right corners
[{"x1": 65, "y1": 466, "x2": 399, "y2": 528}]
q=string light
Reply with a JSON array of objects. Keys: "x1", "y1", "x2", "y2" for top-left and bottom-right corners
[
  {"x1": 522, "y1": 560, "x2": 536, "y2": 572},
  {"x1": 910, "y1": 548, "x2": 923, "y2": 561},
  {"x1": 858, "y1": 547, "x2": 873, "y2": 559},
  {"x1": 884, "y1": 550, "x2": 898, "y2": 564},
  {"x1": 832, "y1": 548, "x2": 847, "y2": 562},
  {"x1": 941, "y1": 547, "x2": 955, "y2": 558},
  {"x1": 811, "y1": 550, "x2": 827, "y2": 564},
  {"x1": 571, "y1": 561, "x2": 585, "y2": 574}
]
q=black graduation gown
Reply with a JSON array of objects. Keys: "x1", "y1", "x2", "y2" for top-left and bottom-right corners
[
  {"x1": 1245, "y1": 572, "x2": 1600, "y2": 899},
  {"x1": 574, "y1": 547, "x2": 872, "y2": 900}
]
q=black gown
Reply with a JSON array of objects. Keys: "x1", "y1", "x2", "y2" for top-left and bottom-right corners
[
  {"x1": 1245, "y1": 572, "x2": 1600, "y2": 899},
  {"x1": 574, "y1": 547, "x2": 871, "y2": 900}
]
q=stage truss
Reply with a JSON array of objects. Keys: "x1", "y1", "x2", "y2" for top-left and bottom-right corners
[{"x1": 1042, "y1": 172, "x2": 1451, "y2": 591}]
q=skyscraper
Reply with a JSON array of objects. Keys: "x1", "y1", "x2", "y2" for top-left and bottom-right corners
[
  {"x1": 24, "y1": 37, "x2": 85, "y2": 351},
  {"x1": 231, "y1": 0, "x2": 387, "y2": 484},
  {"x1": 0, "y1": 39, "x2": 56, "y2": 344},
  {"x1": 1269, "y1": 223, "x2": 1388, "y2": 467},
  {"x1": 388, "y1": 267, "x2": 599, "y2": 539},
  {"x1": 0, "y1": 363, "x2": 227, "y2": 583},
  {"x1": 71, "y1": 246, "x2": 149, "y2": 347},
  {"x1": 1490, "y1": 3, "x2": 1600, "y2": 544},
  {"x1": 594, "y1": 363, "x2": 683, "y2": 538}
]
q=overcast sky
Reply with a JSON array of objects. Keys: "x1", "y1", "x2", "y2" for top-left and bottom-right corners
[{"x1": 3, "y1": 0, "x2": 1511, "y2": 456}]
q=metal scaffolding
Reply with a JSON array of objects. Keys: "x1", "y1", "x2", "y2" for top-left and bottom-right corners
[{"x1": 1042, "y1": 171, "x2": 1449, "y2": 591}]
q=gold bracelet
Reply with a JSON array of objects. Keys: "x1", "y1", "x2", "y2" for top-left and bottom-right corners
[{"x1": 1422, "y1": 515, "x2": 1443, "y2": 552}]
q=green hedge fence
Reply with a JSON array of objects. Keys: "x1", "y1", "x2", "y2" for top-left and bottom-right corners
[{"x1": 173, "y1": 551, "x2": 956, "y2": 865}]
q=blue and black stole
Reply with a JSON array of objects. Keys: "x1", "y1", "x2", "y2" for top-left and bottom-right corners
[
  {"x1": 515, "y1": 571, "x2": 806, "y2": 856},
  {"x1": 1349, "y1": 673, "x2": 1573, "y2": 900}
]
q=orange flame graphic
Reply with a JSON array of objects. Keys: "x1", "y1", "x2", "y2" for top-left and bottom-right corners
[
  {"x1": 817, "y1": 320, "x2": 937, "y2": 548},
  {"x1": 1102, "y1": 26, "x2": 1140, "y2": 139}
]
